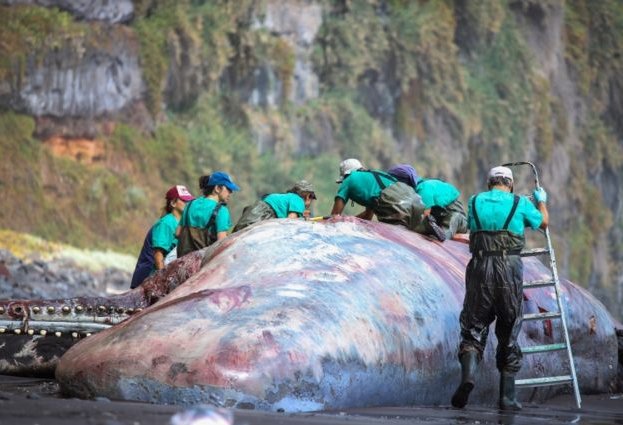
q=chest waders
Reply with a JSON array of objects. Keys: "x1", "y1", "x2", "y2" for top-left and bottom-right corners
[
  {"x1": 366, "y1": 171, "x2": 425, "y2": 230},
  {"x1": 177, "y1": 202, "x2": 224, "y2": 257},
  {"x1": 233, "y1": 200, "x2": 276, "y2": 233},
  {"x1": 452, "y1": 194, "x2": 525, "y2": 409}
]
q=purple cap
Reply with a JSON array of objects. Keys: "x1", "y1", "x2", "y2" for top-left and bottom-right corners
[{"x1": 388, "y1": 164, "x2": 419, "y2": 188}]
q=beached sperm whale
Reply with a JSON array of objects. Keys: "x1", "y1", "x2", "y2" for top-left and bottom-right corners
[
  {"x1": 0, "y1": 250, "x2": 204, "y2": 376},
  {"x1": 54, "y1": 217, "x2": 621, "y2": 411}
]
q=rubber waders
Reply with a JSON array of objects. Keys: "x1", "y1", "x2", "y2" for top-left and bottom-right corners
[
  {"x1": 499, "y1": 372, "x2": 522, "y2": 410},
  {"x1": 451, "y1": 351, "x2": 478, "y2": 408}
]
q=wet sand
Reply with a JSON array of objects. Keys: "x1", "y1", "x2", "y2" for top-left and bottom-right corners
[{"x1": 0, "y1": 375, "x2": 621, "y2": 425}]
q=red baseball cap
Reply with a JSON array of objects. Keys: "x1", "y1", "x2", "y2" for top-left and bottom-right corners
[{"x1": 165, "y1": 185, "x2": 195, "y2": 202}]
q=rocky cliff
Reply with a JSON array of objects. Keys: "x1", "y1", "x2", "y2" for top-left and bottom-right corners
[
  {"x1": 0, "y1": 0, "x2": 621, "y2": 319},
  {"x1": 2, "y1": 0, "x2": 134, "y2": 23}
]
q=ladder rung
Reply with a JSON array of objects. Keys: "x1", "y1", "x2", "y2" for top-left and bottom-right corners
[
  {"x1": 515, "y1": 375, "x2": 573, "y2": 388},
  {"x1": 522, "y1": 343, "x2": 567, "y2": 354},
  {"x1": 523, "y1": 278, "x2": 555, "y2": 289},
  {"x1": 523, "y1": 311, "x2": 561, "y2": 321},
  {"x1": 520, "y1": 248, "x2": 550, "y2": 257}
]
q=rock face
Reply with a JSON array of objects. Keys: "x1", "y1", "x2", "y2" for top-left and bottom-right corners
[
  {"x1": 508, "y1": 1, "x2": 623, "y2": 309},
  {"x1": 220, "y1": 1, "x2": 322, "y2": 110},
  {"x1": 0, "y1": 0, "x2": 134, "y2": 23},
  {"x1": 0, "y1": 23, "x2": 149, "y2": 137},
  {"x1": 253, "y1": 0, "x2": 322, "y2": 105},
  {"x1": 19, "y1": 38, "x2": 142, "y2": 118},
  {"x1": 164, "y1": 28, "x2": 205, "y2": 111},
  {"x1": 236, "y1": 0, "x2": 323, "y2": 154}
]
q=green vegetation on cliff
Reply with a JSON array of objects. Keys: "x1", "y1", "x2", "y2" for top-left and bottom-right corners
[
  {"x1": 0, "y1": 113, "x2": 153, "y2": 251},
  {"x1": 0, "y1": 0, "x2": 622, "y2": 317},
  {"x1": 0, "y1": 6, "x2": 83, "y2": 81}
]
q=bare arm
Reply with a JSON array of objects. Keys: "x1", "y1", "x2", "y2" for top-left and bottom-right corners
[
  {"x1": 153, "y1": 249, "x2": 166, "y2": 270},
  {"x1": 331, "y1": 198, "x2": 346, "y2": 216},
  {"x1": 538, "y1": 202, "x2": 549, "y2": 230},
  {"x1": 216, "y1": 231, "x2": 228, "y2": 241},
  {"x1": 287, "y1": 212, "x2": 299, "y2": 219},
  {"x1": 356, "y1": 208, "x2": 375, "y2": 220},
  {"x1": 175, "y1": 225, "x2": 181, "y2": 238}
]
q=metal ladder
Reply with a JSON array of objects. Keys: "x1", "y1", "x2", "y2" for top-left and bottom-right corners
[{"x1": 502, "y1": 161, "x2": 582, "y2": 409}]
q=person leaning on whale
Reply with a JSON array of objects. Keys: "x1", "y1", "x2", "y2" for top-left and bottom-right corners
[{"x1": 329, "y1": 158, "x2": 425, "y2": 231}]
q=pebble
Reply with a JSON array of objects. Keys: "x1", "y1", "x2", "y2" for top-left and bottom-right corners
[{"x1": 0, "y1": 249, "x2": 130, "y2": 299}]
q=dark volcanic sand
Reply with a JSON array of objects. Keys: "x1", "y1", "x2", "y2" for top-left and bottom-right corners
[{"x1": 0, "y1": 375, "x2": 621, "y2": 425}]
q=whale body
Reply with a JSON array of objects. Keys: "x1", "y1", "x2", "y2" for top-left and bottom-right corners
[{"x1": 55, "y1": 218, "x2": 620, "y2": 411}]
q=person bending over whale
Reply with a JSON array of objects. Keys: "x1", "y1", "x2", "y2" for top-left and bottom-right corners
[{"x1": 330, "y1": 158, "x2": 425, "y2": 231}]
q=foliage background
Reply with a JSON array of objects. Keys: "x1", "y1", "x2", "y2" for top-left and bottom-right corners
[{"x1": 0, "y1": 0, "x2": 621, "y2": 319}]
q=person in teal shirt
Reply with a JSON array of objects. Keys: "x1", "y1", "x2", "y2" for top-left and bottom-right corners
[
  {"x1": 330, "y1": 158, "x2": 425, "y2": 230},
  {"x1": 176, "y1": 171, "x2": 240, "y2": 257},
  {"x1": 130, "y1": 185, "x2": 195, "y2": 288},
  {"x1": 233, "y1": 180, "x2": 317, "y2": 232},
  {"x1": 451, "y1": 165, "x2": 549, "y2": 411},
  {"x1": 388, "y1": 164, "x2": 468, "y2": 241}
]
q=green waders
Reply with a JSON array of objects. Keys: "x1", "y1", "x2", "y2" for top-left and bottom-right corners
[
  {"x1": 233, "y1": 201, "x2": 276, "y2": 233},
  {"x1": 177, "y1": 202, "x2": 223, "y2": 257},
  {"x1": 372, "y1": 181, "x2": 426, "y2": 231}
]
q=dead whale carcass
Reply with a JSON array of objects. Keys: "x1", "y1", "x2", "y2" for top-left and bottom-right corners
[
  {"x1": 0, "y1": 250, "x2": 204, "y2": 376},
  {"x1": 55, "y1": 217, "x2": 619, "y2": 411}
]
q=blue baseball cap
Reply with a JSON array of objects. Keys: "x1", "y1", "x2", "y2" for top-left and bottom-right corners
[{"x1": 208, "y1": 171, "x2": 240, "y2": 192}]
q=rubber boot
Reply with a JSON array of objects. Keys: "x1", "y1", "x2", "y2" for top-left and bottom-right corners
[
  {"x1": 499, "y1": 373, "x2": 522, "y2": 411},
  {"x1": 451, "y1": 351, "x2": 478, "y2": 408}
]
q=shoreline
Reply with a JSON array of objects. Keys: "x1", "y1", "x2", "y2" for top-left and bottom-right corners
[{"x1": 0, "y1": 374, "x2": 621, "y2": 425}]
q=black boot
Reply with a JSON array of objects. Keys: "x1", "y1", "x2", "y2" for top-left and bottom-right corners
[
  {"x1": 426, "y1": 215, "x2": 446, "y2": 242},
  {"x1": 451, "y1": 351, "x2": 478, "y2": 408},
  {"x1": 499, "y1": 373, "x2": 522, "y2": 410}
]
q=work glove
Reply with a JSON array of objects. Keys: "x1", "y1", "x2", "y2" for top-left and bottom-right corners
[{"x1": 533, "y1": 187, "x2": 547, "y2": 204}]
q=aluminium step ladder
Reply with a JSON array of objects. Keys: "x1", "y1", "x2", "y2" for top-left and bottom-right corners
[{"x1": 502, "y1": 161, "x2": 582, "y2": 409}]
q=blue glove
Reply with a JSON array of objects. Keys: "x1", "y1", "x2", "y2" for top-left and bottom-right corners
[{"x1": 533, "y1": 187, "x2": 547, "y2": 203}]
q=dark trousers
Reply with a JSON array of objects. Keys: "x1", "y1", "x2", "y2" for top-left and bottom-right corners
[
  {"x1": 130, "y1": 263, "x2": 152, "y2": 289},
  {"x1": 458, "y1": 255, "x2": 524, "y2": 373},
  {"x1": 431, "y1": 199, "x2": 468, "y2": 239}
]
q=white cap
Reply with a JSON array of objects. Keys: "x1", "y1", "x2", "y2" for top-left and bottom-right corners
[
  {"x1": 488, "y1": 166, "x2": 513, "y2": 182},
  {"x1": 336, "y1": 158, "x2": 364, "y2": 183}
]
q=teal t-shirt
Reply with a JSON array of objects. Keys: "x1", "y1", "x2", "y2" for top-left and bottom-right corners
[
  {"x1": 336, "y1": 170, "x2": 397, "y2": 207},
  {"x1": 416, "y1": 179, "x2": 460, "y2": 209},
  {"x1": 264, "y1": 193, "x2": 305, "y2": 218},
  {"x1": 180, "y1": 197, "x2": 231, "y2": 233},
  {"x1": 468, "y1": 189, "x2": 542, "y2": 236},
  {"x1": 151, "y1": 213, "x2": 179, "y2": 253}
]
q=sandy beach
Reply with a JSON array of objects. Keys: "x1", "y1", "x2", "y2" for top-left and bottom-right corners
[{"x1": 0, "y1": 374, "x2": 620, "y2": 425}]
